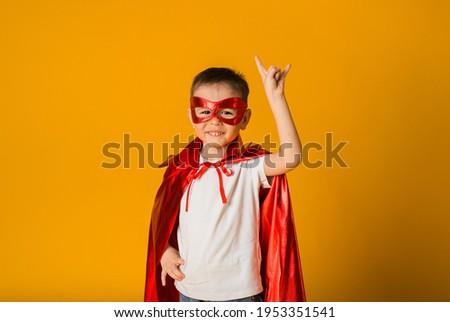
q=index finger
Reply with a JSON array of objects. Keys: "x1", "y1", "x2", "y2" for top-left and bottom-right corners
[
  {"x1": 254, "y1": 56, "x2": 268, "y2": 78},
  {"x1": 161, "y1": 269, "x2": 167, "y2": 286}
]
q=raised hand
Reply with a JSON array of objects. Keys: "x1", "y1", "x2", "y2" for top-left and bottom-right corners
[
  {"x1": 160, "y1": 244, "x2": 185, "y2": 286},
  {"x1": 254, "y1": 55, "x2": 302, "y2": 176},
  {"x1": 255, "y1": 56, "x2": 291, "y2": 99}
]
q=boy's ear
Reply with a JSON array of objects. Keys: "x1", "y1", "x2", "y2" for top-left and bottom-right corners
[
  {"x1": 240, "y1": 109, "x2": 252, "y2": 130},
  {"x1": 187, "y1": 108, "x2": 194, "y2": 125}
]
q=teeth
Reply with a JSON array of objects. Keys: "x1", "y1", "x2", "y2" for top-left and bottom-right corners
[{"x1": 208, "y1": 132, "x2": 224, "y2": 136}]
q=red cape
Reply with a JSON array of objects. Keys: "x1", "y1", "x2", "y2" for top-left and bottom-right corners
[{"x1": 144, "y1": 138, "x2": 306, "y2": 301}]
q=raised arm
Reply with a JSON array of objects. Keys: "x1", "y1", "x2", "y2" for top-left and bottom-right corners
[{"x1": 255, "y1": 56, "x2": 302, "y2": 176}]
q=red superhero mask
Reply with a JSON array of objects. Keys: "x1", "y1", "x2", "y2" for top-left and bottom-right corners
[{"x1": 190, "y1": 96, "x2": 248, "y2": 125}]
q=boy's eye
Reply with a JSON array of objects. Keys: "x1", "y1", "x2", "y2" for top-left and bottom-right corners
[
  {"x1": 195, "y1": 108, "x2": 211, "y2": 116},
  {"x1": 218, "y1": 109, "x2": 237, "y2": 118}
]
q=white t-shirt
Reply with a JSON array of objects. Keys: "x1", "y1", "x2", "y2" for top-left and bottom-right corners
[{"x1": 175, "y1": 155, "x2": 271, "y2": 301}]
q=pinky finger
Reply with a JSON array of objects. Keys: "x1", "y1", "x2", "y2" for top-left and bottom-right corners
[{"x1": 281, "y1": 64, "x2": 291, "y2": 79}]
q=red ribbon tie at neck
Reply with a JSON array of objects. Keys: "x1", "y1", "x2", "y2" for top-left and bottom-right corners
[{"x1": 185, "y1": 161, "x2": 234, "y2": 212}]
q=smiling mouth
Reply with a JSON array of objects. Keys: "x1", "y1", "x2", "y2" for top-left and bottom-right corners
[{"x1": 206, "y1": 131, "x2": 225, "y2": 137}]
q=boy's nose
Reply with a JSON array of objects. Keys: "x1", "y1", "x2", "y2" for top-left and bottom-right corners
[{"x1": 209, "y1": 116, "x2": 222, "y2": 125}]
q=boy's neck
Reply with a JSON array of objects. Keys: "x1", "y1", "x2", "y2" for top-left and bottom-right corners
[
  {"x1": 200, "y1": 137, "x2": 243, "y2": 161},
  {"x1": 201, "y1": 144, "x2": 225, "y2": 161}
]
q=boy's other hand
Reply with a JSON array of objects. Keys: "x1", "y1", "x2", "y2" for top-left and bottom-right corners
[
  {"x1": 255, "y1": 55, "x2": 291, "y2": 100},
  {"x1": 160, "y1": 245, "x2": 186, "y2": 286}
]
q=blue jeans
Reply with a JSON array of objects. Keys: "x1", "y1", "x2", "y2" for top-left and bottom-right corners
[{"x1": 180, "y1": 292, "x2": 263, "y2": 302}]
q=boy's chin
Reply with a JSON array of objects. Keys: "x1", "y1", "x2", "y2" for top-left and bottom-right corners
[
  {"x1": 201, "y1": 136, "x2": 239, "y2": 147},
  {"x1": 201, "y1": 139, "x2": 228, "y2": 149}
]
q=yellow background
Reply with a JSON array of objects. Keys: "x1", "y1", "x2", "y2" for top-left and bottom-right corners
[{"x1": 1, "y1": 0, "x2": 449, "y2": 301}]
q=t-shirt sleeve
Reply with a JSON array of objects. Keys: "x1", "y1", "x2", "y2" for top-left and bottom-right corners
[
  {"x1": 256, "y1": 155, "x2": 271, "y2": 189},
  {"x1": 240, "y1": 156, "x2": 272, "y2": 189}
]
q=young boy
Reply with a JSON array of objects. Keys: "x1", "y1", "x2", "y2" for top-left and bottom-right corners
[{"x1": 144, "y1": 56, "x2": 306, "y2": 302}]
